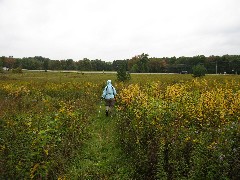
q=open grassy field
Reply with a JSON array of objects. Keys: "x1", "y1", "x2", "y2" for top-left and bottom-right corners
[{"x1": 0, "y1": 71, "x2": 240, "y2": 179}]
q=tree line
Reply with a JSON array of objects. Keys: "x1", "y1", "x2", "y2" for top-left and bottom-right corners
[{"x1": 1, "y1": 54, "x2": 240, "y2": 74}]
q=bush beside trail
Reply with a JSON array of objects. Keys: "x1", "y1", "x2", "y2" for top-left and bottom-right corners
[
  {"x1": 116, "y1": 79, "x2": 240, "y2": 179},
  {"x1": 0, "y1": 80, "x2": 101, "y2": 179}
]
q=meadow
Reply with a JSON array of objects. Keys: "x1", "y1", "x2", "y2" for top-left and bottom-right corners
[{"x1": 0, "y1": 71, "x2": 239, "y2": 179}]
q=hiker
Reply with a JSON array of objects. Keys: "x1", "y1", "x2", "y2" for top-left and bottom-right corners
[{"x1": 102, "y1": 80, "x2": 117, "y2": 116}]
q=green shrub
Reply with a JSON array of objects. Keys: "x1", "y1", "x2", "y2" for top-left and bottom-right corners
[
  {"x1": 117, "y1": 64, "x2": 131, "y2": 82},
  {"x1": 192, "y1": 64, "x2": 207, "y2": 77},
  {"x1": 116, "y1": 80, "x2": 240, "y2": 179}
]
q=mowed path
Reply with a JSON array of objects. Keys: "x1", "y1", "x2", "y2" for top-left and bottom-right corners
[{"x1": 65, "y1": 106, "x2": 133, "y2": 179}]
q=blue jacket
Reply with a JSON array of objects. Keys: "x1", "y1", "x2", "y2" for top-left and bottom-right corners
[{"x1": 102, "y1": 80, "x2": 117, "y2": 100}]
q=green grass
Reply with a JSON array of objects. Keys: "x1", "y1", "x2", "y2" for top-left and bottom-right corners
[{"x1": 65, "y1": 104, "x2": 134, "y2": 179}]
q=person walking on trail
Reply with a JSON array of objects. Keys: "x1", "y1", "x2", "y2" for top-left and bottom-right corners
[{"x1": 102, "y1": 80, "x2": 117, "y2": 116}]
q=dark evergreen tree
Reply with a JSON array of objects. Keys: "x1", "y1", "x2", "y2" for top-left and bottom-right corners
[
  {"x1": 117, "y1": 62, "x2": 131, "y2": 82},
  {"x1": 192, "y1": 64, "x2": 207, "y2": 77}
]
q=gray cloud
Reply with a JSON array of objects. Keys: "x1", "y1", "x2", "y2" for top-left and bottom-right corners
[{"x1": 1, "y1": 0, "x2": 240, "y2": 61}]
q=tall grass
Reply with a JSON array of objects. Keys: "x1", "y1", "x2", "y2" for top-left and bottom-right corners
[
  {"x1": 116, "y1": 76, "x2": 240, "y2": 179},
  {"x1": 0, "y1": 72, "x2": 111, "y2": 179},
  {"x1": 1, "y1": 72, "x2": 240, "y2": 179}
]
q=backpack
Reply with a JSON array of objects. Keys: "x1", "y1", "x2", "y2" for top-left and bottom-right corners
[{"x1": 106, "y1": 85, "x2": 115, "y2": 95}]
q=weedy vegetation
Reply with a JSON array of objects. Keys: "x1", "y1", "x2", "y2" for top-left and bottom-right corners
[{"x1": 0, "y1": 71, "x2": 239, "y2": 179}]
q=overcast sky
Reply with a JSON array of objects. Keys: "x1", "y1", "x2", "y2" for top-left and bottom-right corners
[{"x1": 0, "y1": 0, "x2": 240, "y2": 61}]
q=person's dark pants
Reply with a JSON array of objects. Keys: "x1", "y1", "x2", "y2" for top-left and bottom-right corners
[
  {"x1": 105, "y1": 98, "x2": 115, "y2": 107},
  {"x1": 105, "y1": 98, "x2": 115, "y2": 116}
]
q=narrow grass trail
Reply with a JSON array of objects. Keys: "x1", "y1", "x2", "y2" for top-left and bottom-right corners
[{"x1": 65, "y1": 106, "x2": 133, "y2": 179}]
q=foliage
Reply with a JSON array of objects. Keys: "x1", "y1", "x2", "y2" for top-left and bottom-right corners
[
  {"x1": 117, "y1": 63, "x2": 131, "y2": 82},
  {"x1": 2, "y1": 54, "x2": 240, "y2": 74},
  {"x1": 192, "y1": 64, "x2": 207, "y2": 77},
  {"x1": 128, "y1": 53, "x2": 149, "y2": 73},
  {"x1": 0, "y1": 73, "x2": 102, "y2": 179},
  {"x1": 1, "y1": 72, "x2": 240, "y2": 179},
  {"x1": 116, "y1": 78, "x2": 240, "y2": 179},
  {"x1": 138, "y1": 53, "x2": 149, "y2": 73}
]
